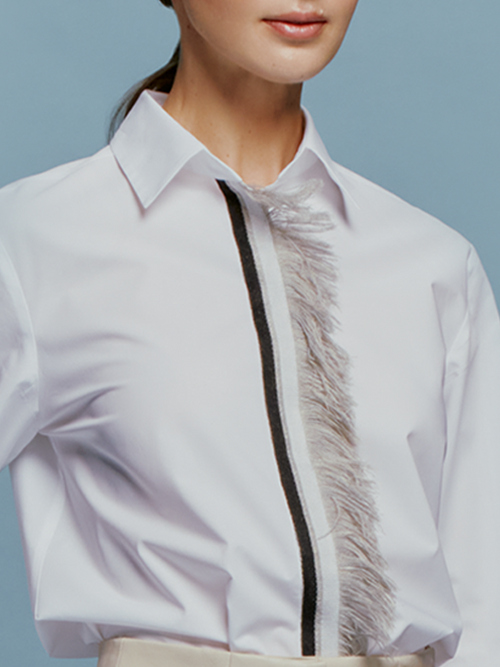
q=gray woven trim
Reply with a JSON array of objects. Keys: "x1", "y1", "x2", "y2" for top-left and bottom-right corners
[{"x1": 245, "y1": 181, "x2": 395, "y2": 656}]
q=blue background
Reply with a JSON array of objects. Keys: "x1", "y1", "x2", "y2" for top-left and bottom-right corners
[{"x1": 0, "y1": 0, "x2": 499, "y2": 664}]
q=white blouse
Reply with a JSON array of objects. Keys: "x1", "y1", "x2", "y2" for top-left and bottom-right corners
[{"x1": 0, "y1": 91, "x2": 499, "y2": 666}]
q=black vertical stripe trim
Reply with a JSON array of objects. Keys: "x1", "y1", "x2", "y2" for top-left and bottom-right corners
[{"x1": 217, "y1": 180, "x2": 317, "y2": 656}]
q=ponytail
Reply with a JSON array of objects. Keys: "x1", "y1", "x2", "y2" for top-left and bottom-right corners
[{"x1": 108, "y1": 0, "x2": 178, "y2": 140}]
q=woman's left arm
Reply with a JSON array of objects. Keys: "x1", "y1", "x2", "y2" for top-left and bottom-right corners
[{"x1": 438, "y1": 246, "x2": 500, "y2": 665}]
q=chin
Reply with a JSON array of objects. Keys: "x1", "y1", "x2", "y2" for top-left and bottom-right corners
[
  {"x1": 244, "y1": 47, "x2": 339, "y2": 86},
  {"x1": 256, "y1": 64, "x2": 330, "y2": 85}
]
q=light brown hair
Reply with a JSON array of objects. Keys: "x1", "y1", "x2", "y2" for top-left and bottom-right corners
[{"x1": 109, "y1": 0, "x2": 179, "y2": 139}]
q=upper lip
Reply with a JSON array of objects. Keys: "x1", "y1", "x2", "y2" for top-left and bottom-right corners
[{"x1": 264, "y1": 12, "x2": 326, "y2": 24}]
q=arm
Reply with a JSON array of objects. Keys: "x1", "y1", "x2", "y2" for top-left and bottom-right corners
[
  {"x1": 0, "y1": 240, "x2": 38, "y2": 470},
  {"x1": 438, "y1": 246, "x2": 500, "y2": 665}
]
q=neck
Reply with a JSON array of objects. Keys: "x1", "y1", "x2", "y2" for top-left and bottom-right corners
[{"x1": 163, "y1": 48, "x2": 304, "y2": 187}]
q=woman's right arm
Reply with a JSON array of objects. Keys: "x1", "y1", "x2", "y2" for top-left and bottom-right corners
[{"x1": 0, "y1": 240, "x2": 39, "y2": 470}]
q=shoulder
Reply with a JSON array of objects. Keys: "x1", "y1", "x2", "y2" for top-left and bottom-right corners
[
  {"x1": 0, "y1": 147, "x2": 123, "y2": 237},
  {"x1": 330, "y1": 158, "x2": 471, "y2": 254},
  {"x1": 325, "y1": 160, "x2": 490, "y2": 339},
  {"x1": 326, "y1": 159, "x2": 478, "y2": 304},
  {"x1": 0, "y1": 147, "x2": 114, "y2": 208},
  {"x1": 0, "y1": 146, "x2": 132, "y2": 262}
]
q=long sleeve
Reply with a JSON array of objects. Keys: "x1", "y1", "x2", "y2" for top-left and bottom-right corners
[
  {"x1": 0, "y1": 240, "x2": 38, "y2": 469},
  {"x1": 438, "y1": 246, "x2": 500, "y2": 665}
]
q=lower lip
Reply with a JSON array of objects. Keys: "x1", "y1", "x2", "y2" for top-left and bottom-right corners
[{"x1": 264, "y1": 20, "x2": 326, "y2": 40}]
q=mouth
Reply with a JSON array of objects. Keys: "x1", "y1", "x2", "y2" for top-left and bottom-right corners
[{"x1": 263, "y1": 12, "x2": 327, "y2": 40}]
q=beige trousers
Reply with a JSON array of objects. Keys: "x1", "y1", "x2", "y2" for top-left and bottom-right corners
[{"x1": 98, "y1": 639, "x2": 435, "y2": 667}]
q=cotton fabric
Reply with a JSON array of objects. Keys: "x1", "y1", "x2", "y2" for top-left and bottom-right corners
[{"x1": 0, "y1": 91, "x2": 499, "y2": 665}]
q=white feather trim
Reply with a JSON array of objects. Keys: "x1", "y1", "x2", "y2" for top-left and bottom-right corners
[{"x1": 245, "y1": 181, "x2": 395, "y2": 656}]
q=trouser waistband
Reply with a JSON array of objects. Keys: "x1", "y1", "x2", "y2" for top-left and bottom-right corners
[{"x1": 98, "y1": 638, "x2": 435, "y2": 667}]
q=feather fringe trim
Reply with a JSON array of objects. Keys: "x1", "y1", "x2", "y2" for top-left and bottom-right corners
[{"x1": 245, "y1": 181, "x2": 396, "y2": 656}]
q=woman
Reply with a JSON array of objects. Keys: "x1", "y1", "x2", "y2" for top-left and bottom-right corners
[{"x1": 1, "y1": 1, "x2": 499, "y2": 666}]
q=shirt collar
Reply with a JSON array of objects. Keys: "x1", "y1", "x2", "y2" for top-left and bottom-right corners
[{"x1": 110, "y1": 90, "x2": 357, "y2": 210}]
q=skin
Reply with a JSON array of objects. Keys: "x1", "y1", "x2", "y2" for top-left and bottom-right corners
[{"x1": 164, "y1": 0, "x2": 358, "y2": 186}]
